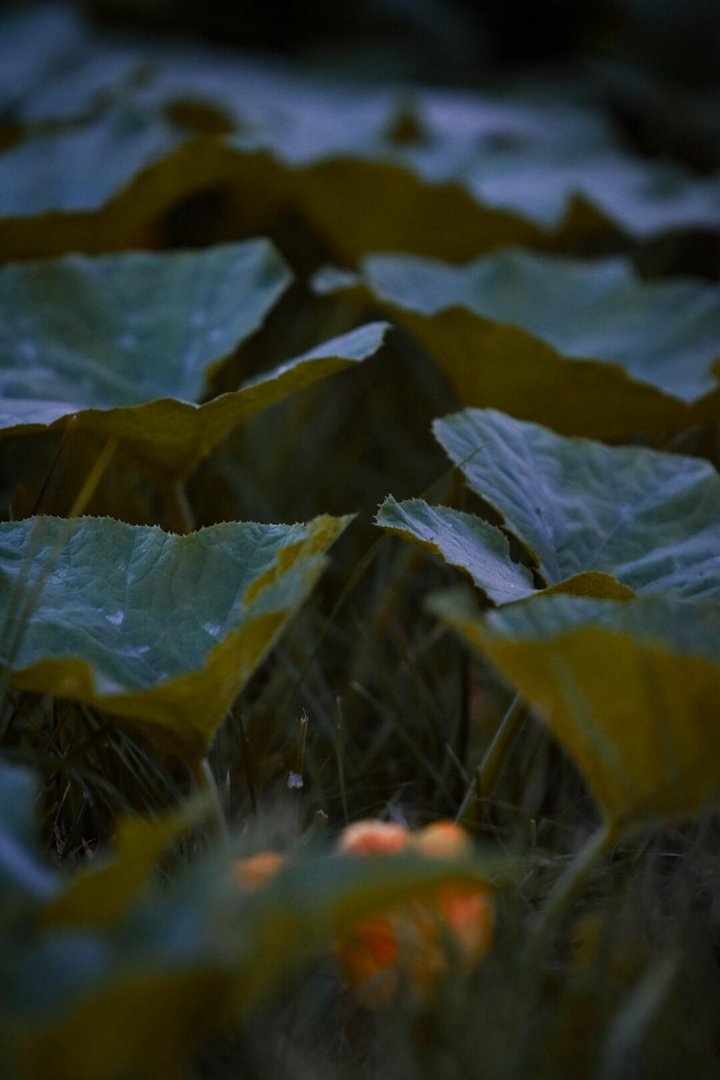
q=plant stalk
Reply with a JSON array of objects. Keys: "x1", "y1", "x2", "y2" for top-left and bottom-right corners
[{"x1": 456, "y1": 692, "x2": 525, "y2": 823}]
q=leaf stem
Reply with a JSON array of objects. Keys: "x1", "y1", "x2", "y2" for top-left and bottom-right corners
[
  {"x1": 335, "y1": 696, "x2": 349, "y2": 824},
  {"x1": 162, "y1": 482, "x2": 195, "y2": 534},
  {"x1": 456, "y1": 692, "x2": 526, "y2": 823},
  {"x1": 191, "y1": 756, "x2": 228, "y2": 840},
  {"x1": 68, "y1": 436, "x2": 119, "y2": 518},
  {"x1": 236, "y1": 709, "x2": 258, "y2": 817}
]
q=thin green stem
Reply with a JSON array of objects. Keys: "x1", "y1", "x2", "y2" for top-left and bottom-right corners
[
  {"x1": 162, "y1": 482, "x2": 195, "y2": 534},
  {"x1": 236, "y1": 710, "x2": 258, "y2": 817},
  {"x1": 335, "y1": 696, "x2": 349, "y2": 824},
  {"x1": 28, "y1": 415, "x2": 79, "y2": 516},
  {"x1": 456, "y1": 692, "x2": 525, "y2": 823},
  {"x1": 191, "y1": 756, "x2": 228, "y2": 840}
]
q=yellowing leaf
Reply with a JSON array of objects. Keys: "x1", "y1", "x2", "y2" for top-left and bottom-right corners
[
  {"x1": 4, "y1": 12, "x2": 720, "y2": 266},
  {"x1": 0, "y1": 514, "x2": 351, "y2": 758},
  {"x1": 431, "y1": 588, "x2": 720, "y2": 833},
  {"x1": 321, "y1": 249, "x2": 720, "y2": 437},
  {"x1": 14, "y1": 968, "x2": 236, "y2": 1080},
  {"x1": 377, "y1": 409, "x2": 720, "y2": 604},
  {"x1": 42, "y1": 802, "x2": 206, "y2": 929},
  {"x1": 0, "y1": 244, "x2": 388, "y2": 478}
]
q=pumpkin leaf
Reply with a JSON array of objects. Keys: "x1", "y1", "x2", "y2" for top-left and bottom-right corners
[
  {"x1": 7, "y1": 123, "x2": 717, "y2": 265},
  {"x1": 376, "y1": 495, "x2": 535, "y2": 605},
  {"x1": 0, "y1": 242, "x2": 388, "y2": 478},
  {"x1": 0, "y1": 241, "x2": 290, "y2": 406},
  {"x1": 431, "y1": 408, "x2": 720, "y2": 601},
  {"x1": 3, "y1": 15, "x2": 720, "y2": 265},
  {"x1": 376, "y1": 409, "x2": 720, "y2": 604},
  {"x1": 429, "y1": 588, "x2": 720, "y2": 833},
  {"x1": 320, "y1": 248, "x2": 720, "y2": 436},
  {"x1": 0, "y1": 514, "x2": 351, "y2": 759}
]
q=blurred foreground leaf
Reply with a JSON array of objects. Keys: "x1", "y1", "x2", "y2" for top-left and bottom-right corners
[
  {"x1": 1, "y1": 768, "x2": 516, "y2": 1080},
  {"x1": 41, "y1": 801, "x2": 207, "y2": 929},
  {"x1": 0, "y1": 513, "x2": 351, "y2": 758},
  {"x1": 431, "y1": 589, "x2": 720, "y2": 832},
  {"x1": 0, "y1": 759, "x2": 57, "y2": 901}
]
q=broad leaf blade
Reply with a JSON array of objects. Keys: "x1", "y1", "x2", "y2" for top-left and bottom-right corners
[
  {"x1": 326, "y1": 249, "x2": 720, "y2": 436},
  {"x1": 4, "y1": 323, "x2": 388, "y2": 480},
  {"x1": 357, "y1": 248, "x2": 720, "y2": 407},
  {"x1": 4, "y1": 24, "x2": 720, "y2": 265},
  {"x1": 0, "y1": 242, "x2": 387, "y2": 478},
  {"x1": 0, "y1": 241, "x2": 291, "y2": 407},
  {"x1": 0, "y1": 514, "x2": 351, "y2": 758},
  {"x1": 433, "y1": 409, "x2": 720, "y2": 601},
  {"x1": 431, "y1": 588, "x2": 720, "y2": 832},
  {"x1": 376, "y1": 495, "x2": 535, "y2": 605}
]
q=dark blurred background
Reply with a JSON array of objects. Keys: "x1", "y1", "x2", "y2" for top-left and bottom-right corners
[
  {"x1": 70, "y1": 0, "x2": 719, "y2": 87},
  {"x1": 0, "y1": 0, "x2": 704, "y2": 91},
  {"x1": 7, "y1": 0, "x2": 699, "y2": 174}
]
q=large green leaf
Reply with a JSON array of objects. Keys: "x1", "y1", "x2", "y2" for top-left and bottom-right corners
[
  {"x1": 0, "y1": 242, "x2": 388, "y2": 478},
  {"x1": 1, "y1": 321, "x2": 389, "y2": 480},
  {"x1": 377, "y1": 409, "x2": 720, "y2": 603},
  {"x1": 0, "y1": 514, "x2": 350, "y2": 758},
  {"x1": 6, "y1": 118, "x2": 719, "y2": 265},
  {"x1": 436, "y1": 409, "x2": 720, "y2": 599},
  {"x1": 377, "y1": 495, "x2": 536, "y2": 606},
  {"x1": 430, "y1": 589, "x2": 720, "y2": 833},
  {"x1": 3, "y1": 7, "x2": 719, "y2": 264},
  {"x1": 319, "y1": 248, "x2": 720, "y2": 436},
  {"x1": 0, "y1": 241, "x2": 290, "y2": 406},
  {"x1": 88, "y1": 320, "x2": 388, "y2": 479}
]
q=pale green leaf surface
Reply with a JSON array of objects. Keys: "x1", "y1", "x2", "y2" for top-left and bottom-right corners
[
  {"x1": 0, "y1": 514, "x2": 351, "y2": 757},
  {"x1": 430, "y1": 588, "x2": 720, "y2": 831},
  {"x1": 0, "y1": 2, "x2": 144, "y2": 130},
  {"x1": 0, "y1": 108, "x2": 185, "y2": 218},
  {"x1": 460, "y1": 148, "x2": 720, "y2": 238},
  {"x1": 0, "y1": 319, "x2": 388, "y2": 479},
  {"x1": 0, "y1": 241, "x2": 291, "y2": 406},
  {"x1": 0, "y1": 112, "x2": 238, "y2": 259},
  {"x1": 376, "y1": 495, "x2": 534, "y2": 604},
  {"x1": 3, "y1": 29, "x2": 719, "y2": 265},
  {"x1": 0, "y1": 6, "x2": 86, "y2": 114},
  {"x1": 319, "y1": 248, "x2": 720, "y2": 434},
  {"x1": 433, "y1": 409, "x2": 720, "y2": 600},
  {"x1": 358, "y1": 248, "x2": 720, "y2": 405}
]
